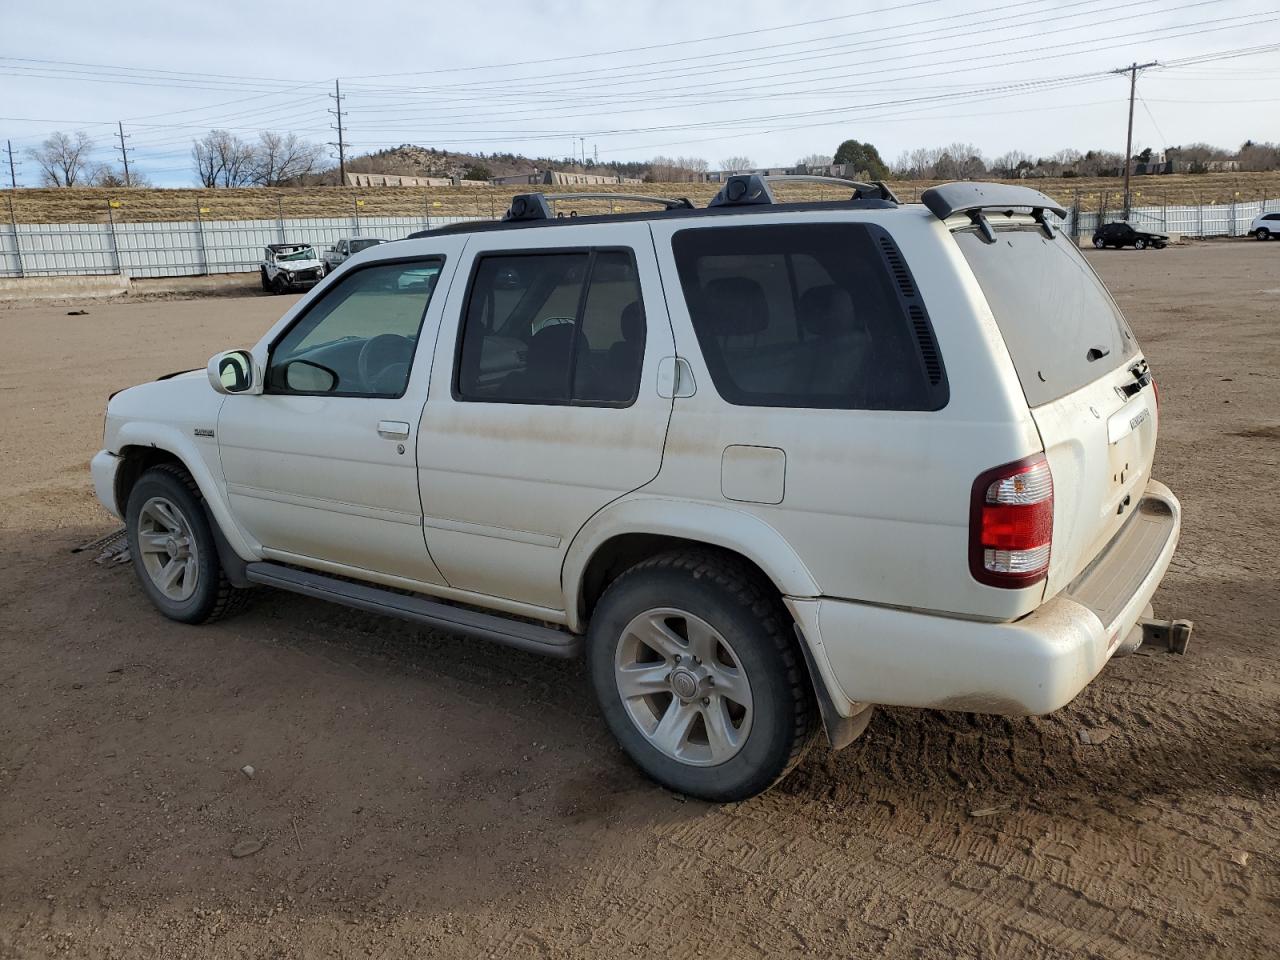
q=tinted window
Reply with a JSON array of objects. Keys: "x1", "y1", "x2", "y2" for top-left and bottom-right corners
[
  {"x1": 956, "y1": 226, "x2": 1137, "y2": 407},
  {"x1": 456, "y1": 250, "x2": 645, "y2": 405},
  {"x1": 1265, "y1": 213, "x2": 1280, "y2": 221},
  {"x1": 350, "y1": 238, "x2": 383, "y2": 253},
  {"x1": 268, "y1": 259, "x2": 442, "y2": 397},
  {"x1": 671, "y1": 223, "x2": 944, "y2": 410}
]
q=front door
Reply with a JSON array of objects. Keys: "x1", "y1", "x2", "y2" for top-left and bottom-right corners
[
  {"x1": 417, "y1": 223, "x2": 676, "y2": 613},
  {"x1": 219, "y1": 254, "x2": 456, "y2": 585}
]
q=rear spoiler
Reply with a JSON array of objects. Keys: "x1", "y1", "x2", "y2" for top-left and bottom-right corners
[{"x1": 920, "y1": 182, "x2": 1066, "y2": 242}]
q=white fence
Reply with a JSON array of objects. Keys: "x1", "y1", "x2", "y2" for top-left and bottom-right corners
[
  {"x1": 0, "y1": 214, "x2": 484, "y2": 279},
  {"x1": 2, "y1": 199, "x2": 1278, "y2": 280}
]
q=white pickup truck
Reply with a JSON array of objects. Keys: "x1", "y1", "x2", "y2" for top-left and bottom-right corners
[
  {"x1": 92, "y1": 179, "x2": 1188, "y2": 801},
  {"x1": 322, "y1": 237, "x2": 387, "y2": 274}
]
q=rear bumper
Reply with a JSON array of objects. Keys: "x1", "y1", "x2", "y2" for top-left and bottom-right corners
[{"x1": 788, "y1": 479, "x2": 1181, "y2": 717}]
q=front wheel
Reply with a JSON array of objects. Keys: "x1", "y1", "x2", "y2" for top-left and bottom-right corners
[
  {"x1": 1257, "y1": 228, "x2": 1272, "y2": 241},
  {"x1": 1134, "y1": 238, "x2": 1147, "y2": 250},
  {"x1": 125, "y1": 465, "x2": 249, "y2": 624},
  {"x1": 271, "y1": 275, "x2": 288, "y2": 295},
  {"x1": 587, "y1": 551, "x2": 816, "y2": 801}
]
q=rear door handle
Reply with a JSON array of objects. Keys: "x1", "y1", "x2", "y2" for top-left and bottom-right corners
[{"x1": 377, "y1": 420, "x2": 410, "y2": 440}]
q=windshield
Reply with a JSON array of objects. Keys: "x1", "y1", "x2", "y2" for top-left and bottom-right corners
[
  {"x1": 955, "y1": 226, "x2": 1137, "y2": 407},
  {"x1": 277, "y1": 246, "x2": 316, "y2": 262},
  {"x1": 350, "y1": 239, "x2": 383, "y2": 253}
]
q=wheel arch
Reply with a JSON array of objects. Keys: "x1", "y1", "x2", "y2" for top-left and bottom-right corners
[
  {"x1": 112, "y1": 423, "x2": 259, "y2": 564},
  {"x1": 562, "y1": 498, "x2": 821, "y2": 633}
]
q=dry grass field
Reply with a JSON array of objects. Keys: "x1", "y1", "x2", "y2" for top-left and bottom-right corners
[
  {"x1": 5, "y1": 171, "x2": 1280, "y2": 223},
  {"x1": 0, "y1": 242, "x2": 1277, "y2": 959}
]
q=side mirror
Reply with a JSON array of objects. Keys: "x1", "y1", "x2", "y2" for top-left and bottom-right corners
[{"x1": 207, "y1": 349, "x2": 262, "y2": 395}]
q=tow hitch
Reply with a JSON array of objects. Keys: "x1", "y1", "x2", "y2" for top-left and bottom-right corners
[
  {"x1": 1138, "y1": 617, "x2": 1194, "y2": 655},
  {"x1": 1113, "y1": 609, "x2": 1194, "y2": 657}
]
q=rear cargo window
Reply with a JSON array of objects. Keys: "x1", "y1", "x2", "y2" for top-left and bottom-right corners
[
  {"x1": 672, "y1": 223, "x2": 947, "y2": 410},
  {"x1": 955, "y1": 226, "x2": 1137, "y2": 407}
]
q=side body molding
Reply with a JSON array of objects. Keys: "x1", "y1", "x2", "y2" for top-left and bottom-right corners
[{"x1": 560, "y1": 495, "x2": 822, "y2": 633}]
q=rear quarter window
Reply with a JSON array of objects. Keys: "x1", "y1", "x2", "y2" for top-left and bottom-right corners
[
  {"x1": 956, "y1": 226, "x2": 1138, "y2": 407},
  {"x1": 671, "y1": 222, "x2": 947, "y2": 411}
]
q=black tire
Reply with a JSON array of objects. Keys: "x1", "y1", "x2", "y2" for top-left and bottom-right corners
[
  {"x1": 587, "y1": 550, "x2": 817, "y2": 801},
  {"x1": 271, "y1": 275, "x2": 288, "y2": 295},
  {"x1": 1257, "y1": 228, "x2": 1272, "y2": 241},
  {"x1": 1092, "y1": 237, "x2": 1106, "y2": 249},
  {"x1": 125, "y1": 464, "x2": 249, "y2": 624},
  {"x1": 259, "y1": 268, "x2": 270, "y2": 292}
]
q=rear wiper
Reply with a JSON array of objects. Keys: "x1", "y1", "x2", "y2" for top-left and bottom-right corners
[{"x1": 1086, "y1": 345, "x2": 1110, "y2": 362}]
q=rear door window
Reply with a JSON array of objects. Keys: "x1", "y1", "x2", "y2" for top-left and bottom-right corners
[
  {"x1": 955, "y1": 226, "x2": 1137, "y2": 407},
  {"x1": 455, "y1": 249, "x2": 646, "y2": 405},
  {"x1": 671, "y1": 223, "x2": 947, "y2": 410}
]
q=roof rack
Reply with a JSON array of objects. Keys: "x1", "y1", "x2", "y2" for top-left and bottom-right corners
[
  {"x1": 503, "y1": 191, "x2": 694, "y2": 221},
  {"x1": 708, "y1": 173, "x2": 900, "y2": 208}
]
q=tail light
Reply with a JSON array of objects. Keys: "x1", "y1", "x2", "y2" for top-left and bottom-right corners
[
  {"x1": 1151, "y1": 377, "x2": 1159, "y2": 420},
  {"x1": 969, "y1": 455, "x2": 1053, "y2": 588}
]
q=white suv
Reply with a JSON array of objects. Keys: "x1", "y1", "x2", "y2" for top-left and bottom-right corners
[
  {"x1": 1250, "y1": 211, "x2": 1280, "y2": 240},
  {"x1": 91, "y1": 178, "x2": 1184, "y2": 801}
]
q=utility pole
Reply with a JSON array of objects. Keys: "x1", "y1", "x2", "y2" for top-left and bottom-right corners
[
  {"x1": 4, "y1": 139, "x2": 19, "y2": 189},
  {"x1": 329, "y1": 79, "x2": 347, "y2": 186},
  {"x1": 115, "y1": 121, "x2": 132, "y2": 187},
  {"x1": 1113, "y1": 61, "x2": 1158, "y2": 220}
]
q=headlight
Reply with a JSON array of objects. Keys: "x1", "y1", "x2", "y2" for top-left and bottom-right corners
[{"x1": 284, "y1": 271, "x2": 293, "y2": 280}]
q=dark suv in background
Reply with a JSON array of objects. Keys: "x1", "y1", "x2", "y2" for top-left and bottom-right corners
[{"x1": 1092, "y1": 221, "x2": 1169, "y2": 250}]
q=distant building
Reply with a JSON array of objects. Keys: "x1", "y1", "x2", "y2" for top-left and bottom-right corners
[
  {"x1": 345, "y1": 173, "x2": 453, "y2": 187},
  {"x1": 490, "y1": 169, "x2": 643, "y2": 186}
]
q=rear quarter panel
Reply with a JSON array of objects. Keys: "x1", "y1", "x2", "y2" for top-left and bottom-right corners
[{"x1": 646, "y1": 209, "x2": 1048, "y2": 621}]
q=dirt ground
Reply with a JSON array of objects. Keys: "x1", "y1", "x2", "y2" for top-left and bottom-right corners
[{"x1": 1, "y1": 242, "x2": 1277, "y2": 959}]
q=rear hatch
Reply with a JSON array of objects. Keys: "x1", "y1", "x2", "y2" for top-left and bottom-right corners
[{"x1": 955, "y1": 219, "x2": 1158, "y2": 598}]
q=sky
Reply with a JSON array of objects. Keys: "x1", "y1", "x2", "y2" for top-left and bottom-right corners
[{"x1": 3, "y1": 0, "x2": 1279, "y2": 187}]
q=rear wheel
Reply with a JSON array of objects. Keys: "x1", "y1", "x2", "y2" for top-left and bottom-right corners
[
  {"x1": 125, "y1": 465, "x2": 249, "y2": 624},
  {"x1": 587, "y1": 551, "x2": 816, "y2": 801},
  {"x1": 1257, "y1": 227, "x2": 1272, "y2": 241},
  {"x1": 1092, "y1": 237, "x2": 1106, "y2": 249},
  {"x1": 259, "y1": 268, "x2": 270, "y2": 291}
]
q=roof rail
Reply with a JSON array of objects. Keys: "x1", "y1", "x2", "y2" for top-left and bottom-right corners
[
  {"x1": 502, "y1": 191, "x2": 693, "y2": 222},
  {"x1": 709, "y1": 173, "x2": 899, "y2": 208}
]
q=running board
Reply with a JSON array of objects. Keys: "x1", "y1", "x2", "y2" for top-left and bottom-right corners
[{"x1": 244, "y1": 562, "x2": 582, "y2": 658}]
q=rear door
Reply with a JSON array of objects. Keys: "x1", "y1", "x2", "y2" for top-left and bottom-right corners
[
  {"x1": 954, "y1": 221, "x2": 1157, "y2": 597},
  {"x1": 416, "y1": 222, "x2": 676, "y2": 613}
]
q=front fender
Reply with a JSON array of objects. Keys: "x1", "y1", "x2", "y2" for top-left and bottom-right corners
[
  {"x1": 113, "y1": 420, "x2": 260, "y2": 561},
  {"x1": 560, "y1": 495, "x2": 821, "y2": 633}
]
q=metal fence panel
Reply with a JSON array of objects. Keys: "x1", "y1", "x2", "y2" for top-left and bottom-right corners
[{"x1": 0, "y1": 203, "x2": 1271, "y2": 280}]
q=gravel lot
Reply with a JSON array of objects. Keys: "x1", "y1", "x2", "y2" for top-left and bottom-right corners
[{"x1": 1, "y1": 242, "x2": 1277, "y2": 959}]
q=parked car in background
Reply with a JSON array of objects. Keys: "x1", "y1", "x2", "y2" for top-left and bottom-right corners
[
  {"x1": 1092, "y1": 221, "x2": 1169, "y2": 250},
  {"x1": 260, "y1": 244, "x2": 324, "y2": 294},
  {"x1": 92, "y1": 178, "x2": 1185, "y2": 801},
  {"x1": 323, "y1": 237, "x2": 388, "y2": 274},
  {"x1": 1249, "y1": 212, "x2": 1280, "y2": 240}
]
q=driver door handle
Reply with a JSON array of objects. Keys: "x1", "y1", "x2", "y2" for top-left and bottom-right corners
[{"x1": 377, "y1": 420, "x2": 410, "y2": 440}]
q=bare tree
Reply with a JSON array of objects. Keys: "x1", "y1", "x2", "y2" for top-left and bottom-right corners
[
  {"x1": 191, "y1": 130, "x2": 257, "y2": 187},
  {"x1": 718, "y1": 156, "x2": 754, "y2": 173},
  {"x1": 88, "y1": 163, "x2": 151, "y2": 188},
  {"x1": 253, "y1": 131, "x2": 324, "y2": 185},
  {"x1": 646, "y1": 155, "x2": 710, "y2": 181},
  {"x1": 796, "y1": 153, "x2": 833, "y2": 169},
  {"x1": 991, "y1": 150, "x2": 1033, "y2": 178},
  {"x1": 28, "y1": 131, "x2": 95, "y2": 187}
]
